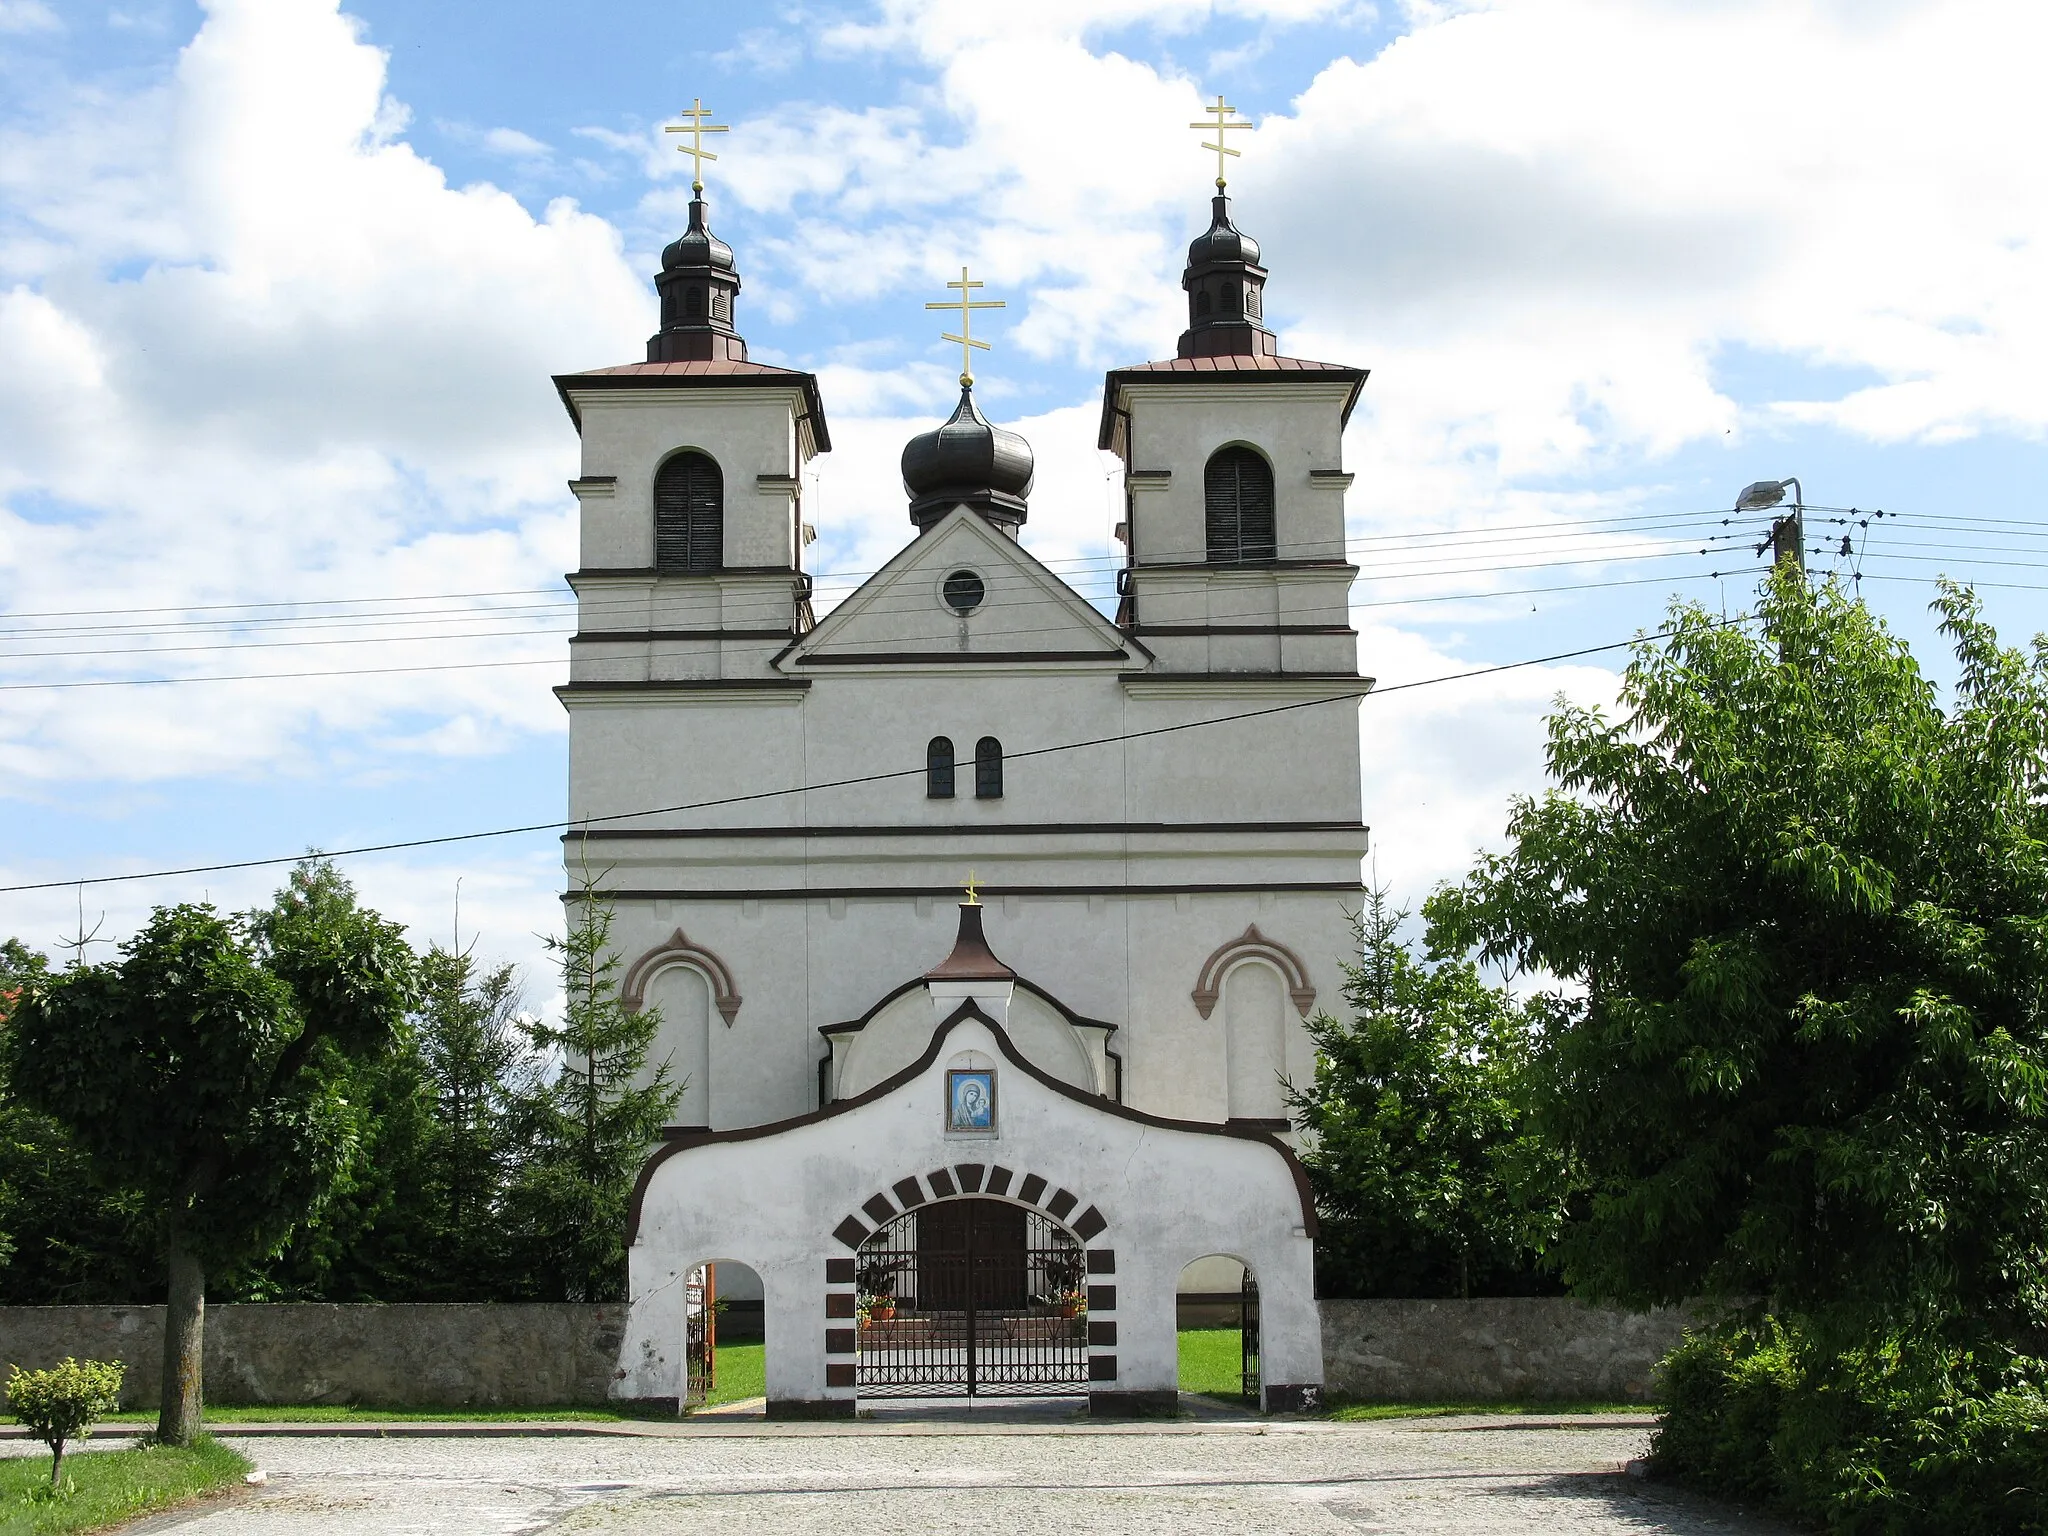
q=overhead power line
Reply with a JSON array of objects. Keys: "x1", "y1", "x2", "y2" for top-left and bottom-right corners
[{"x1": 0, "y1": 616, "x2": 1754, "y2": 896}]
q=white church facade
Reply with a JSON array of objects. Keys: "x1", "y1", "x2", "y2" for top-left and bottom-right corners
[{"x1": 552, "y1": 170, "x2": 1370, "y2": 1415}]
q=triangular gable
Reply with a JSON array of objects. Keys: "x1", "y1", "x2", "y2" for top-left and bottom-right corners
[{"x1": 777, "y1": 506, "x2": 1144, "y2": 672}]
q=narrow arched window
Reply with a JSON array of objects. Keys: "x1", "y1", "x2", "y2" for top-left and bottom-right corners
[
  {"x1": 654, "y1": 451, "x2": 723, "y2": 572},
  {"x1": 975, "y1": 736, "x2": 1003, "y2": 800},
  {"x1": 927, "y1": 737, "x2": 955, "y2": 799},
  {"x1": 1204, "y1": 446, "x2": 1276, "y2": 565}
]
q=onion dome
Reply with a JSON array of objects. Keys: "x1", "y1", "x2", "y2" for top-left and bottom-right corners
[
  {"x1": 647, "y1": 196, "x2": 746, "y2": 363},
  {"x1": 901, "y1": 384, "x2": 1035, "y2": 534},
  {"x1": 1177, "y1": 193, "x2": 1277, "y2": 360}
]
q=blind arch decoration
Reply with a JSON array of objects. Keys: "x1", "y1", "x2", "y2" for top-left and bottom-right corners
[
  {"x1": 1204, "y1": 445, "x2": 1276, "y2": 565},
  {"x1": 654, "y1": 450, "x2": 724, "y2": 572},
  {"x1": 927, "y1": 737, "x2": 956, "y2": 799},
  {"x1": 975, "y1": 736, "x2": 1003, "y2": 800}
]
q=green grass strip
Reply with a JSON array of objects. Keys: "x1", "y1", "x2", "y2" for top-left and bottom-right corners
[
  {"x1": 1326, "y1": 1398, "x2": 1646, "y2": 1421},
  {"x1": 0, "y1": 1435, "x2": 249, "y2": 1535}
]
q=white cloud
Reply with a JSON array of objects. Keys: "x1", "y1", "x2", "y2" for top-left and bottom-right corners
[
  {"x1": 0, "y1": 0, "x2": 650, "y2": 786},
  {"x1": 0, "y1": 0, "x2": 58, "y2": 33}
]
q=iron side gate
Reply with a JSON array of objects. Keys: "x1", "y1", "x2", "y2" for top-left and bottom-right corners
[{"x1": 855, "y1": 1197, "x2": 1089, "y2": 1397}]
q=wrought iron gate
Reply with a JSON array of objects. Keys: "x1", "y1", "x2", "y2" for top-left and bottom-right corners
[
  {"x1": 1240, "y1": 1267, "x2": 1261, "y2": 1403},
  {"x1": 855, "y1": 1197, "x2": 1089, "y2": 1397},
  {"x1": 684, "y1": 1263, "x2": 717, "y2": 1408}
]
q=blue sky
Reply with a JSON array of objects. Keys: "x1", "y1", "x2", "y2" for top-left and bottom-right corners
[{"x1": 2, "y1": 0, "x2": 2044, "y2": 997}]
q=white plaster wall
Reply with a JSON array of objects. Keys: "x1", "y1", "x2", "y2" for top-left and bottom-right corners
[
  {"x1": 836, "y1": 983, "x2": 1095, "y2": 1100},
  {"x1": 588, "y1": 889, "x2": 1352, "y2": 1130},
  {"x1": 641, "y1": 964, "x2": 712, "y2": 1126},
  {"x1": 1224, "y1": 960, "x2": 1288, "y2": 1121},
  {"x1": 619, "y1": 1014, "x2": 1320, "y2": 1406},
  {"x1": 1117, "y1": 381, "x2": 1353, "y2": 567},
  {"x1": 568, "y1": 388, "x2": 810, "y2": 570}
]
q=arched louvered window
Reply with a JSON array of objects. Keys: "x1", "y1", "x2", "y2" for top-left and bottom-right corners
[
  {"x1": 654, "y1": 450, "x2": 723, "y2": 572},
  {"x1": 1204, "y1": 446, "x2": 1276, "y2": 565},
  {"x1": 975, "y1": 736, "x2": 1003, "y2": 800},
  {"x1": 927, "y1": 737, "x2": 955, "y2": 799}
]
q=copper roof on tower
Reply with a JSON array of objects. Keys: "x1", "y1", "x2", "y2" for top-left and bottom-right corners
[{"x1": 924, "y1": 901, "x2": 1016, "y2": 982}]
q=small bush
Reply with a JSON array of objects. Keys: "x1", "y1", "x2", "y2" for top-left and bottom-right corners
[
  {"x1": 1652, "y1": 1322, "x2": 1798, "y2": 1506},
  {"x1": 5, "y1": 1358, "x2": 126, "y2": 1490},
  {"x1": 1653, "y1": 1325, "x2": 2048, "y2": 1535}
]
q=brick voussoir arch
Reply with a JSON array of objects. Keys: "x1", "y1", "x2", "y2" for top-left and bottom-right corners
[
  {"x1": 824, "y1": 1162, "x2": 1118, "y2": 1399},
  {"x1": 830, "y1": 1166, "x2": 1108, "y2": 1252},
  {"x1": 1189, "y1": 923, "x2": 1317, "y2": 1019},
  {"x1": 619, "y1": 928, "x2": 742, "y2": 1025}
]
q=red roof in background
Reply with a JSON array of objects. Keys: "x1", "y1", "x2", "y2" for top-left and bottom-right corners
[
  {"x1": 552, "y1": 359, "x2": 831, "y2": 449},
  {"x1": 1097, "y1": 353, "x2": 1369, "y2": 449}
]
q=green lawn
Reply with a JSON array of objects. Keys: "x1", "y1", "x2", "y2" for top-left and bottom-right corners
[
  {"x1": 0, "y1": 1436, "x2": 248, "y2": 1536},
  {"x1": 695, "y1": 1341, "x2": 765, "y2": 1409},
  {"x1": 1326, "y1": 1398, "x2": 1645, "y2": 1421},
  {"x1": 88, "y1": 1404, "x2": 648, "y2": 1425},
  {"x1": 1177, "y1": 1327, "x2": 1252, "y2": 1400}
]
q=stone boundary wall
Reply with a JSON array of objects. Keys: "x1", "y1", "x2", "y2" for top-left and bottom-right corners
[
  {"x1": 1320, "y1": 1298, "x2": 1692, "y2": 1403},
  {"x1": 3, "y1": 1299, "x2": 1683, "y2": 1408},
  {"x1": 0, "y1": 1305, "x2": 627, "y2": 1409}
]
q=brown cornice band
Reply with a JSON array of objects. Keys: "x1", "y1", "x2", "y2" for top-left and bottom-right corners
[
  {"x1": 554, "y1": 678, "x2": 813, "y2": 697},
  {"x1": 567, "y1": 565, "x2": 811, "y2": 582},
  {"x1": 1123, "y1": 558, "x2": 1358, "y2": 574},
  {"x1": 569, "y1": 630, "x2": 796, "y2": 644},
  {"x1": 561, "y1": 819, "x2": 1366, "y2": 842},
  {"x1": 622, "y1": 998, "x2": 1318, "y2": 1246},
  {"x1": 1130, "y1": 625, "x2": 1356, "y2": 637},
  {"x1": 562, "y1": 880, "x2": 1364, "y2": 902},
  {"x1": 791, "y1": 649, "x2": 1130, "y2": 666}
]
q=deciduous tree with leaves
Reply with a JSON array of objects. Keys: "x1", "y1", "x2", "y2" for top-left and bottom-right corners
[
  {"x1": 1427, "y1": 571, "x2": 2048, "y2": 1357},
  {"x1": 1288, "y1": 886, "x2": 1568, "y2": 1299},
  {"x1": 0, "y1": 861, "x2": 415, "y2": 1445}
]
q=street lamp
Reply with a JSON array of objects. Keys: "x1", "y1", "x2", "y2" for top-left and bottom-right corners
[{"x1": 1737, "y1": 477, "x2": 1804, "y2": 573}]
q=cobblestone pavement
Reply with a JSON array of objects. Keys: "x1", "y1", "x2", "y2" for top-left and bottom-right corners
[{"x1": 101, "y1": 1413, "x2": 1795, "y2": 1536}]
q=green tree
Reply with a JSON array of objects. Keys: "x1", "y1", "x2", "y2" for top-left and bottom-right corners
[
  {"x1": 1288, "y1": 886, "x2": 1568, "y2": 1299},
  {"x1": 0, "y1": 939, "x2": 158, "y2": 1305},
  {"x1": 505, "y1": 875, "x2": 678, "y2": 1301},
  {"x1": 1427, "y1": 572, "x2": 2048, "y2": 1356},
  {"x1": 0, "y1": 861, "x2": 416, "y2": 1444},
  {"x1": 414, "y1": 943, "x2": 530, "y2": 1291},
  {"x1": 6, "y1": 1357, "x2": 125, "y2": 1489}
]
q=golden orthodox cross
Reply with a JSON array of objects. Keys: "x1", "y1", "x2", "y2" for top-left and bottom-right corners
[
  {"x1": 664, "y1": 98, "x2": 729, "y2": 195},
  {"x1": 1190, "y1": 94, "x2": 1254, "y2": 189},
  {"x1": 926, "y1": 266, "x2": 1005, "y2": 387},
  {"x1": 962, "y1": 870, "x2": 982, "y2": 907}
]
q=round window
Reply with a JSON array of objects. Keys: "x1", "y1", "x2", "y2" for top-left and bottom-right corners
[{"x1": 941, "y1": 569, "x2": 985, "y2": 614}]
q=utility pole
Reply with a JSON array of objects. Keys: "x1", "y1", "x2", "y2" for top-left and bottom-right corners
[{"x1": 1738, "y1": 478, "x2": 1806, "y2": 581}]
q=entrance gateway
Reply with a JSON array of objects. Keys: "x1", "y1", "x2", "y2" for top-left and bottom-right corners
[
  {"x1": 616, "y1": 899, "x2": 1325, "y2": 1417},
  {"x1": 855, "y1": 1199, "x2": 1088, "y2": 1398}
]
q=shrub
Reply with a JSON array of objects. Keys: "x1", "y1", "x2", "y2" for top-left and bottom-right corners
[
  {"x1": 1653, "y1": 1326, "x2": 2048, "y2": 1534},
  {"x1": 6, "y1": 1356, "x2": 126, "y2": 1489}
]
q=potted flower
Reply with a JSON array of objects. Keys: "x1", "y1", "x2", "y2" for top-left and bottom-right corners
[
  {"x1": 1043, "y1": 1254, "x2": 1086, "y2": 1319},
  {"x1": 857, "y1": 1259, "x2": 899, "y2": 1323}
]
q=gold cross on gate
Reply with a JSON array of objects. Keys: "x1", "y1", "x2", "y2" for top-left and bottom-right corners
[
  {"x1": 1190, "y1": 94, "x2": 1253, "y2": 190},
  {"x1": 962, "y1": 870, "x2": 981, "y2": 907},
  {"x1": 926, "y1": 266, "x2": 1005, "y2": 387},
  {"x1": 664, "y1": 98, "x2": 729, "y2": 194}
]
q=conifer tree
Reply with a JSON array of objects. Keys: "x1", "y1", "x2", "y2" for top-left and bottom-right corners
[{"x1": 506, "y1": 871, "x2": 679, "y2": 1301}]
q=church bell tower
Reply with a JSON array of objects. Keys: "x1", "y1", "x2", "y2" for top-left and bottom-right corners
[
  {"x1": 551, "y1": 104, "x2": 830, "y2": 686},
  {"x1": 1098, "y1": 99, "x2": 1367, "y2": 678}
]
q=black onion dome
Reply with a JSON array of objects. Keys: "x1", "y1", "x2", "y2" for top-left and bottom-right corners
[
  {"x1": 661, "y1": 198, "x2": 735, "y2": 273},
  {"x1": 902, "y1": 385, "x2": 1035, "y2": 533},
  {"x1": 1187, "y1": 195, "x2": 1261, "y2": 268}
]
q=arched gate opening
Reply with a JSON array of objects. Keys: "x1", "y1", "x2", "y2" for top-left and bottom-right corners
[{"x1": 854, "y1": 1196, "x2": 1088, "y2": 1398}]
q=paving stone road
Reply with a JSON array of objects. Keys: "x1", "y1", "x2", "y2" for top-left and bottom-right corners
[{"x1": 87, "y1": 1412, "x2": 1795, "y2": 1536}]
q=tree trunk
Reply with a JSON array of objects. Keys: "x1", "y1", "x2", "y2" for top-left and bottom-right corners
[
  {"x1": 157, "y1": 1236, "x2": 205, "y2": 1447},
  {"x1": 49, "y1": 1437, "x2": 65, "y2": 1490}
]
